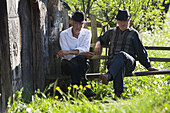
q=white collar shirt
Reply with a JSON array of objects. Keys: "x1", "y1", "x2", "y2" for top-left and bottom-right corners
[{"x1": 59, "y1": 27, "x2": 92, "y2": 60}]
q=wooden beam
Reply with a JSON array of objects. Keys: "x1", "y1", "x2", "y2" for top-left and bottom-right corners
[
  {"x1": 149, "y1": 57, "x2": 170, "y2": 62},
  {"x1": 89, "y1": 14, "x2": 100, "y2": 73},
  {"x1": 90, "y1": 43, "x2": 170, "y2": 51},
  {"x1": 126, "y1": 70, "x2": 170, "y2": 76},
  {"x1": 91, "y1": 56, "x2": 170, "y2": 62},
  {"x1": 86, "y1": 70, "x2": 170, "y2": 79},
  {"x1": 145, "y1": 46, "x2": 170, "y2": 50},
  {"x1": 46, "y1": 70, "x2": 170, "y2": 80}
]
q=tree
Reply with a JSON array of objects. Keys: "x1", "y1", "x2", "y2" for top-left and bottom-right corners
[{"x1": 63, "y1": 0, "x2": 169, "y2": 31}]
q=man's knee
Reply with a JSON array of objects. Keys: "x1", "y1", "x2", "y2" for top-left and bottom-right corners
[
  {"x1": 118, "y1": 51, "x2": 136, "y2": 71},
  {"x1": 115, "y1": 51, "x2": 127, "y2": 60},
  {"x1": 118, "y1": 51, "x2": 133, "y2": 61},
  {"x1": 77, "y1": 55, "x2": 87, "y2": 61},
  {"x1": 119, "y1": 51, "x2": 128, "y2": 57}
]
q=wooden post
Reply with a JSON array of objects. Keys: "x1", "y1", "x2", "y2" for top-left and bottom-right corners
[
  {"x1": 18, "y1": 0, "x2": 34, "y2": 101},
  {"x1": 63, "y1": 9, "x2": 69, "y2": 29},
  {"x1": 47, "y1": 0, "x2": 62, "y2": 78},
  {"x1": 89, "y1": 14, "x2": 99, "y2": 73},
  {"x1": 31, "y1": 0, "x2": 47, "y2": 92},
  {"x1": 0, "y1": 0, "x2": 13, "y2": 112},
  {"x1": 6, "y1": 0, "x2": 23, "y2": 93}
]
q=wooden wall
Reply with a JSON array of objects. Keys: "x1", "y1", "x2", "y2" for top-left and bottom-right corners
[{"x1": 0, "y1": 0, "x2": 65, "y2": 111}]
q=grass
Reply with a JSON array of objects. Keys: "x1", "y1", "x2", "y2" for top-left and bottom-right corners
[{"x1": 8, "y1": 11, "x2": 170, "y2": 113}]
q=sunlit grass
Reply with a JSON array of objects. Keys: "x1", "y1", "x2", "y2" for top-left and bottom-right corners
[{"x1": 8, "y1": 75, "x2": 170, "y2": 112}]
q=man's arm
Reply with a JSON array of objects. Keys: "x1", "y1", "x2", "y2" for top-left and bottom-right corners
[
  {"x1": 94, "y1": 29, "x2": 116, "y2": 55},
  {"x1": 57, "y1": 49, "x2": 95, "y2": 59},
  {"x1": 133, "y1": 31, "x2": 158, "y2": 71}
]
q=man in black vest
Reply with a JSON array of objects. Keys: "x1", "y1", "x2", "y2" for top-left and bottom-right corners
[{"x1": 94, "y1": 9, "x2": 158, "y2": 99}]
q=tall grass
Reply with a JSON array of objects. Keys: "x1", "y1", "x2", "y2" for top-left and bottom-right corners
[
  {"x1": 8, "y1": 11, "x2": 170, "y2": 113},
  {"x1": 8, "y1": 76, "x2": 170, "y2": 113}
]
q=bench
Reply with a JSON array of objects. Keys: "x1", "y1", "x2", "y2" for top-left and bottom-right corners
[
  {"x1": 86, "y1": 45, "x2": 170, "y2": 79},
  {"x1": 45, "y1": 45, "x2": 170, "y2": 81}
]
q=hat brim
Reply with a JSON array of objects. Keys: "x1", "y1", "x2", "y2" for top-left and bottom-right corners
[
  {"x1": 71, "y1": 18, "x2": 87, "y2": 23},
  {"x1": 115, "y1": 16, "x2": 131, "y2": 21}
]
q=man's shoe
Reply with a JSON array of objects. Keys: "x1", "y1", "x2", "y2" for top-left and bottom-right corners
[
  {"x1": 83, "y1": 88, "x2": 96, "y2": 98},
  {"x1": 99, "y1": 73, "x2": 111, "y2": 85},
  {"x1": 115, "y1": 92, "x2": 122, "y2": 99}
]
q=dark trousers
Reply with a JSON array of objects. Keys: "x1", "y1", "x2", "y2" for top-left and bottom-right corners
[
  {"x1": 107, "y1": 51, "x2": 136, "y2": 93},
  {"x1": 61, "y1": 55, "x2": 88, "y2": 86}
]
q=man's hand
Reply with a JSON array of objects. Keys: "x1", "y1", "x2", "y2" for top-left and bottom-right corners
[
  {"x1": 94, "y1": 41, "x2": 102, "y2": 55},
  {"x1": 57, "y1": 50, "x2": 79, "y2": 58},
  {"x1": 56, "y1": 50, "x2": 65, "y2": 58},
  {"x1": 148, "y1": 67, "x2": 159, "y2": 71},
  {"x1": 80, "y1": 52, "x2": 95, "y2": 59}
]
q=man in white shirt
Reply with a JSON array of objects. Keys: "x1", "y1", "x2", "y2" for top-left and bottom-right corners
[{"x1": 57, "y1": 12, "x2": 96, "y2": 98}]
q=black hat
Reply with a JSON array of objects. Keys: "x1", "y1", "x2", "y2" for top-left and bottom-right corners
[
  {"x1": 71, "y1": 12, "x2": 86, "y2": 23},
  {"x1": 115, "y1": 9, "x2": 131, "y2": 21}
]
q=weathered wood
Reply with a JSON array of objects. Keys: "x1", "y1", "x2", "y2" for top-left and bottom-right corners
[
  {"x1": 126, "y1": 70, "x2": 170, "y2": 76},
  {"x1": 46, "y1": 74, "x2": 71, "y2": 80},
  {"x1": 31, "y1": 0, "x2": 46, "y2": 91},
  {"x1": 0, "y1": 0, "x2": 13, "y2": 112},
  {"x1": 46, "y1": 69, "x2": 170, "y2": 80},
  {"x1": 90, "y1": 43, "x2": 170, "y2": 50},
  {"x1": 19, "y1": 0, "x2": 33, "y2": 97},
  {"x1": 86, "y1": 70, "x2": 170, "y2": 78},
  {"x1": 47, "y1": 0, "x2": 62, "y2": 78},
  {"x1": 0, "y1": 0, "x2": 66, "y2": 110},
  {"x1": 63, "y1": 9, "x2": 69, "y2": 29},
  {"x1": 89, "y1": 14, "x2": 100, "y2": 73},
  {"x1": 89, "y1": 44, "x2": 170, "y2": 62},
  {"x1": 7, "y1": 0, "x2": 22, "y2": 93},
  {"x1": 94, "y1": 56, "x2": 170, "y2": 62}
]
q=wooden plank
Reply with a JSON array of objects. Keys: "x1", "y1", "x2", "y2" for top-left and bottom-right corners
[
  {"x1": 149, "y1": 57, "x2": 170, "y2": 62},
  {"x1": 145, "y1": 46, "x2": 170, "y2": 50},
  {"x1": 0, "y1": 0, "x2": 13, "y2": 112},
  {"x1": 89, "y1": 14, "x2": 100, "y2": 73},
  {"x1": 31, "y1": 0, "x2": 47, "y2": 91},
  {"x1": 126, "y1": 70, "x2": 170, "y2": 76},
  {"x1": 46, "y1": 70, "x2": 170, "y2": 80},
  {"x1": 91, "y1": 56, "x2": 170, "y2": 62},
  {"x1": 19, "y1": 0, "x2": 34, "y2": 94},
  {"x1": 46, "y1": 74, "x2": 71, "y2": 80},
  {"x1": 86, "y1": 70, "x2": 170, "y2": 79},
  {"x1": 8, "y1": 0, "x2": 22, "y2": 93},
  {"x1": 86, "y1": 73, "x2": 101, "y2": 79},
  {"x1": 47, "y1": 0, "x2": 62, "y2": 77},
  {"x1": 90, "y1": 43, "x2": 170, "y2": 50},
  {"x1": 63, "y1": 9, "x2": 69, "y2": 29}
]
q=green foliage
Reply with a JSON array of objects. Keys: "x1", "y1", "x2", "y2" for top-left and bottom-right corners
[{"x1": 64, "y1": 0, "x2": 169, "y2": 31}]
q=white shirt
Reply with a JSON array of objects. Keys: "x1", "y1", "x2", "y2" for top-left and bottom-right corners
[{"x1": 60, "y1": 27, "x2": 92, "y2": 60}]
